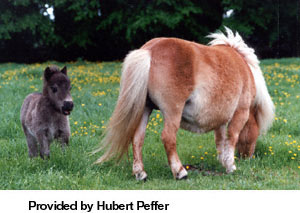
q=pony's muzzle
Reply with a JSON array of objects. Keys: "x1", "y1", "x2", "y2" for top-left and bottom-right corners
[{"x1": 62, "y1": 101, "x2": 74, "y2": 115}]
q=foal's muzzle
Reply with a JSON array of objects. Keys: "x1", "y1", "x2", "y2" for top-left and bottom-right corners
[{"x1": 62, "y1": 101, "x2": 74, "y2": 115}]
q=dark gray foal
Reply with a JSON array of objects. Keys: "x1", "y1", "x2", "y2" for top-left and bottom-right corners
[{"x1": 21, "y1": 65, "x2": 74, "y2": 159}]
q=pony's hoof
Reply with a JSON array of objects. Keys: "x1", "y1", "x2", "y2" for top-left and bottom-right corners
[
  {"x1": 135, "y1": 171, "x2": 147, "y2": 181},
  {"x1": 176, "y1": 168, "x2": 188, "y2": 180},
  {"x1": 226, "y1": 165, "x2": 236, "y2": 173}
]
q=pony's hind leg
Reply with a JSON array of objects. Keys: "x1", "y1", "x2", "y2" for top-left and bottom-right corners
[
  {"x1": 132, "y1": 107, "x2": 152, "y2": 181},
  {"x1": 220, "y1": 109, "x2": 250, "y2": 173},
  {"x1": 236, "y1": 111, "x2": 259, "y2": 158},
  {"x1": 161, "y1": 105, "x2": 187, "y2": 180}
]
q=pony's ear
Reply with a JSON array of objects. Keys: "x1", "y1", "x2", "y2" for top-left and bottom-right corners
[
  {"x1": 44, "y1": 67, "x2": 54, "y2": 81},
  {"x1": 61, "y1": 66, "x2": 67, "y2": 75}
]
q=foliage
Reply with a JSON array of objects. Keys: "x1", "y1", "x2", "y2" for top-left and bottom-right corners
[
  {"x1": 99, "y1": 0, "x2": 222, "y2": 47},
  {"x1": 222, "y1": 0, "x2": 300, "y2": 58},
  {"x1": 0, "y1": 59, "x2": 299, "y2": 189},
  {"x1": 0, "y1": 0, "x2": 223, "y2": 62},
  {"x1": 0, "y1": 0, "x2": 299, "y2": 61}
]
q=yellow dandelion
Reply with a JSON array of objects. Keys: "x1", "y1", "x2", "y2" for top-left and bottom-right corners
[
  {"x1": 74, "y1": 121, "x2": 78, "y2": 125},
  {"x1": 186, "y1": 165, "x2": 190, "y2": 169},
  {"x1": 82, "y1": 104, "x2": 85, "y2": 107},
  {"x1": 289, "y1": 151, "x2": 292, "y2": 153},
  {"x1": 199, "y1": 146, "x2": 203, "y2": 149},
  {"x1": 291, "y1": 157, "x2": 295, "y2": 160},
  {"x1": 204, "y1": 152, "x2": 208, "y2": 155},
  {"x1": 200, "y1": 157, "x2": 204, "y2": 160},
  {"x1": 156, "y1": 114, "x2": 160, "y2": 119},
  {"x1": 98, "y1": 103, "x2": 102, "y2": 106},
  {"x1": 191, "y1": 155, "x2": 195, "y2": 158}
]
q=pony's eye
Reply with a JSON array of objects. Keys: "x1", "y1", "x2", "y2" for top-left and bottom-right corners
[{"x1": 50, "y1": 86, "x2": 57, "y2": 93}]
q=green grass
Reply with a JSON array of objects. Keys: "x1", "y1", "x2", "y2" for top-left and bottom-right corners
[{"x1": 0, "y1": 59, "x2": 299, "y2": 189}]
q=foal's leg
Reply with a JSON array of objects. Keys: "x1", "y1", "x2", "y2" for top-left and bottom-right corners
[
  {"x1": 220, "y1": 109, "x2": 250, "y2": 173},
  {"x1": 58, "y1": 130, "x2": 70, "y2": 150},
  {"x1": 161, "y1": 106, "x2": 187, "y2": 179},
  {"x1": 36, "y1": 131, "x2": 50, "y2": 159},
  {"x1": 25, "y1": 133, "x2": 38, "y2": 158},
  {"x1": 132, "y1": 107, "x2": 152, "y2": 181},
  {"x1": 22, "y1": 125, "x2": 38, "y2": 157}
]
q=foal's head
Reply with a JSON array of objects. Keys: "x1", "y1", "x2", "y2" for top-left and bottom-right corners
[{"x1": 43, "y1": 65, "x2": 73, "y2": 115}]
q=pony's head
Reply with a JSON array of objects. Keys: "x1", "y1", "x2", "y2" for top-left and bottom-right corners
[{"x1": 43, "y1": 65, "x2": 73, "y2": 115}]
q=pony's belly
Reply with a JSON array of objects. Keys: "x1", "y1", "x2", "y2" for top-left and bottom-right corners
[
  {"x1": 180, "y1": 89, "x2": 238, "y2": 133},
  {"x1": 180, "y1": 112, "x2": 223, "y2": 133}
]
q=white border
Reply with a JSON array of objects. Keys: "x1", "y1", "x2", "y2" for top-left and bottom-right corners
[{"x1": 1, "y1": 190, "x2": 298, "y2": 213}]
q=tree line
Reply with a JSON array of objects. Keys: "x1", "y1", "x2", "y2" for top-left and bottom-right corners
[{"x1": 0, "y1": 0, "x2": 299, "y2": 63}]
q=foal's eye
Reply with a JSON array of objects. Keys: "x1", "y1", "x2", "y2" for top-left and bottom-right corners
[{"x1": 50, "y1": 86, "x2": 57, "y2": 93}]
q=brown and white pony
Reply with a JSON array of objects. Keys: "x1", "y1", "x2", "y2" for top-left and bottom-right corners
[{"x1": 94, "y1": 28, "x2": 274, "y2": 180}]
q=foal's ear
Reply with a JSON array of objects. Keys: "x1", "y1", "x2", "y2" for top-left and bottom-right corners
[
  {"x1": 61, "y1": 66, "x2": 67, "y2": 75},
  {"x1": 44, "y1": 67, "x2": 55, "y2": 81}
]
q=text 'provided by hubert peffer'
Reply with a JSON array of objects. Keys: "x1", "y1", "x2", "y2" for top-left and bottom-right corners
[{"x1": 29, "y1": 200, "x2": 170, "y2": 212}]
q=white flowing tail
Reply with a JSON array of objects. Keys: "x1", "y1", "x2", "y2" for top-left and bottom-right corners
[
  {"x1": 208, "y1": 27, "x2": 275, "y2": 134},
  {"x1": 94, "y1": 49, "x2": 151, "y2": 163}
]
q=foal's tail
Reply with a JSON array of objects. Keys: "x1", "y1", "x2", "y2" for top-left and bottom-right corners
[
  {"x1": 208, "y1": 27, "x2": 275, "y2": 134},
  {"x1": 93, "y1": 49, "x2": 151, "y2": 163}
]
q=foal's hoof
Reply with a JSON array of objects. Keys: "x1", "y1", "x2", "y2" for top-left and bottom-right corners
[
  {"x1": 176, "y1": 169, "x2": 188, "y2": 180},
  {"x1": 135, "y1": 171, "x2": 148, "y2": 181}
]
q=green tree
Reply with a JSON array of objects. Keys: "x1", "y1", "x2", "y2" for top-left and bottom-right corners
[
  {"x1": 222, "y1": 0, "x2": 300, "y2": 58},
  {"x1": 0, "y1": 0, "x2": 56, "y2": 61}
]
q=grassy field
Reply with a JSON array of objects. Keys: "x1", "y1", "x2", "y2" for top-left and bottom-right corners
[{"x1": 0, "y1": 58, "x2": 299, "y2": 190}]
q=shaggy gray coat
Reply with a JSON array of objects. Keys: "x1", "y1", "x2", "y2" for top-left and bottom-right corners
[{"x1": 21, "y1": 66, "x2": 73, "y2": 158}]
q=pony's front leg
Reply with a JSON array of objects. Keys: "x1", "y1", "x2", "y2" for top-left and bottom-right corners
[
  {"x1": 132, "y1": 108, "x2": 152, "y2": 181},
  {"x1": 37, "y1": 131, "x2": 50, "y2": 159},
  {"x1": 58, "y1": 130, "x2": 70, "y2": 150},
  {"x1": 214, "y1": 125, "x2": 227, "y2": 162},
  {"x1": 161, "y1": 113, "x2": 187, "y2": 180},
  {"x1": 23, "y1": 127, "x2": 38, "y2": 158},
  {"x1": 221, "y1": 109, "x2": 250, "y2": 173}
]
